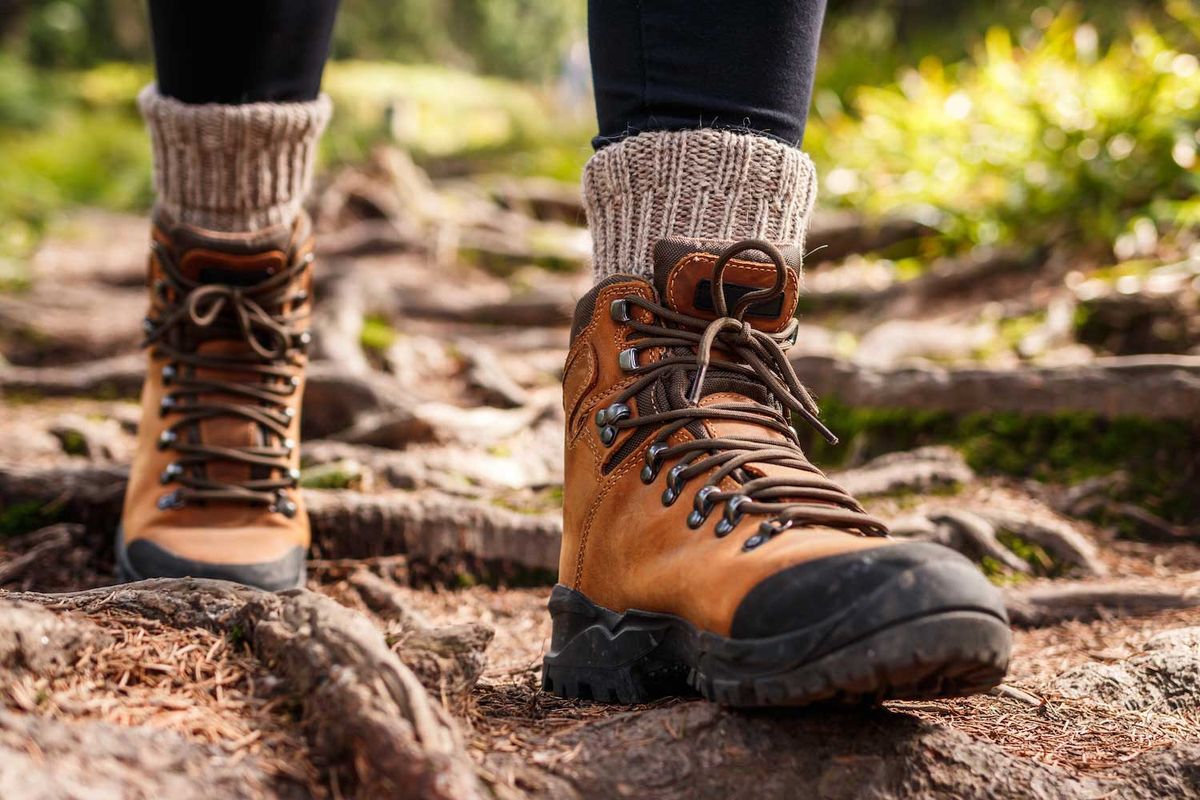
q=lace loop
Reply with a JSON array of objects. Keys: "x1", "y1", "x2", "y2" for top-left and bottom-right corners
[
  {"x1": 142, "y1": 240, "x2": 311, "y2": 509},
  {"x1": 607, "y1": 239, "x2": 888, "y2": 541}
]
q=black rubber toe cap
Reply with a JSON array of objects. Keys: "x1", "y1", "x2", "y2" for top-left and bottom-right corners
[
  {"x1": 117, "y1": 528, "x2": 305, "y2": 592},
  {"x1": 730, "y1": 541, "x2": 1007, "y2": 641}
]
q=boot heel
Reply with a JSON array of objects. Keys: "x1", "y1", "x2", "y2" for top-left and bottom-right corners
[{"x1": 541, "y1": 585, "x2": 690, "y2": 704}]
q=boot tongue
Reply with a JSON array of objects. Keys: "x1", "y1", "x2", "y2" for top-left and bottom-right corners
[
  {"x1": 651, "y1": 238, "x2": 802, "y2": 334},
  {"x1": 150, "y1": 214, "x2": 309, "y2": 491},
  {"x1": 154, "y1": 213, "x2": 303, "y2": 284}
]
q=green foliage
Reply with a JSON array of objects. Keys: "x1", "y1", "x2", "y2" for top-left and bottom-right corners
[
  {"x1": 7, "y1": 0, "x2": 582, "y2": 82},
  {"x1": 299, "y1": 461, "x2": 363, "y2": 490},
  {"x1": 333, "y1": 0, "x2": 584, "y2": 81},
  {"x1": 359, "y1": 314, "x2": 398, "y2": 354},
  {"x1": 321, "y1": 61, "x2": 590, "y2": 177},
  {"x1": 0, "y1": 500, "x2": 61, "y2": 537},
  {"x1": 799, "y1": 399, "x2": 1200, "y2": 526},
  {"x1": 807, "y1": 3, "x2": 1200, "y2": 255}
]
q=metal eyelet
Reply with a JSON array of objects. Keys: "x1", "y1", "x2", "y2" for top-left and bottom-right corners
[
  {"x1": 283, "y1": 438, "x2": 296, "y2": 452},
  {"x1": 289, "y1": 376, "x2": 301, "y2": 389},
  {"x1": 288, "y1": 467, "x2": 302, "y2": 482},
  {"x1": 686, "y1": 486, "x2": 721, "y2": 529},
  {"x1": 159, "y1": 462, "x2": 183, "y2": 485},
  {"x1": 142, "y1": 317, "x2": 156, "y2": 335},
  {"x1": 284, "y1": 407, "x2": 296, "y2": 420},
  {"x1": 157, "y1": 429, "x2": 177, "y2": 450},
  {"x1": 609, "y1": 298, "x2": 631, "y2": 322},
  {"x1": 161, "y1": 364, "x2": 176, "y2": 385},
  {"x1": 641, "y1": 442, "x2": 669, "y2": 483},
  {"x1": 156, "y1": 490, "x2": 184, "y2": 511},
  {"x1": 661, "y1": 464, "x2": 690, "y2": 506},
  {"x1": 594, "y1": 402, "x2": 630, "y2": 427},
  {"x1": 617, "y1": 347, "x2": 640, "y2": 372},
  {"x1": 297, "y1": 330, "x2": 312, "y2": 349},
  {"x1": 714, "y1": 495, "x2": 751, "y2": 538},
  {"x1": 293, "y1": 290, "x2": 309, "y2": 303},
  {"x1": 159, "y1": 397, "x2": 176, "y2": 416},
  {"x1": 747, "y1": 519, "x2": 793, "y2": 551},
  {"x1": 272, "y1": 493, "x2": 298, "y2": 518},
  {"x1": 596, "y1": 402, "x2": 630, "y2": 447}
]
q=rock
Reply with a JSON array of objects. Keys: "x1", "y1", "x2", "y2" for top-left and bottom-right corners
[{"x1": 1057, "y1": 627, "x2": 1200, "y2": 714}]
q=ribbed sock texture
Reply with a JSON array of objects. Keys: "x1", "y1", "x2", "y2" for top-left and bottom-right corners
[
  {"x1": 138, "y1": 84, "x2": 332, "y2": 232},
  {"x1": 582, "y1": 129, "x2": 818, "y2": 282}
]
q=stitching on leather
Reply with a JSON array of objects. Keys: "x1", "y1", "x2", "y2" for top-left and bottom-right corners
[{"x1": 562, "y1": 342, "x2": 596, "y2": 436}]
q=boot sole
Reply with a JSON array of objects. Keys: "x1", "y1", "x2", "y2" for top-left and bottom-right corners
[
  {"x1": 541, "y1": 583, "x2": 1011, "y2": 707},
  {"x1": 115, "y1": 525, "x2": 306, "y2": 591}
]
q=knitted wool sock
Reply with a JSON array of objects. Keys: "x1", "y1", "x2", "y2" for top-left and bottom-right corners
[
  {"x1": 138, "y1": 84, "x2": 332, "y2": 232},
  {"x1": 582, "y1": 129, "x2": 818, "y2": 282}
]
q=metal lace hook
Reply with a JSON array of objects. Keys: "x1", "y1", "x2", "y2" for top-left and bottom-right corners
[{"x1": 711, "y1": 238, "x2": 788, "y2": 321}]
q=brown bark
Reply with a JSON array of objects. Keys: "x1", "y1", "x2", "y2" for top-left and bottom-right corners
[
  {"x1": 1004, "y1": 575, "x2": 1200, "y2": 628},
  {"x1": 9, "y1": 579, "x2": 486, "y2": 799},
  {"x1": 792, "y1": 353, "x2": 1200, "y2": 420}
]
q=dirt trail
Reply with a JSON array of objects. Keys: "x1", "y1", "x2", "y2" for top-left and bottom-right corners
[{"x1": 2, "y1": 155, "x2": 1199, "y2": 798}]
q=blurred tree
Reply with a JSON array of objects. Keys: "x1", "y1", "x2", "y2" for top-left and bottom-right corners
[{"x1": 1, "y1": 0, "x2": 583, "y2": 81}]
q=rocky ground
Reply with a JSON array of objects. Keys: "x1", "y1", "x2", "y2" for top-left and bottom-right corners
[{"x1": 1, "y1": 148, "x2": 1199, "y2": 798}]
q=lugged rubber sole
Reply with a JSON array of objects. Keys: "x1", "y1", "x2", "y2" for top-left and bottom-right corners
[
  {"x1": 541, "y1": 584, "x2": 1011, "y2": 707},
  {"x1": 115, "y1": 525, "x2": 306, "y2": 591}
]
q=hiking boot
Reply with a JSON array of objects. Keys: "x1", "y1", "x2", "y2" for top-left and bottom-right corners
[
  {"x1": 544, "y1": 238, "x2": 1011, "y2": 706},
  {"x1": 116, "y1": 211, "x2": 315, "y2": 591}
]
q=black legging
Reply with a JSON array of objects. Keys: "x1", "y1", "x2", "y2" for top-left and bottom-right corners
[{"x1": 149, "y1": 0, "x2": 825, "y2": 148}]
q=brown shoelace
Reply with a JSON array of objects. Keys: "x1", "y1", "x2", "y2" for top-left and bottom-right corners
[
  {"x1": 597, "y1": 239, "x2": 888, "y2": 550},
  {"x1": 142, "y1": 240, "x2": 313, "y2": 515}
]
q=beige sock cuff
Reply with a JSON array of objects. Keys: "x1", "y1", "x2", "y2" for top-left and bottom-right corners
[
  {"x1": 138, "y1": 84, "x2": 332, "y2": 232},
  {"x1": 582, "y1": 129, "x2": 818, "y2": 281}
]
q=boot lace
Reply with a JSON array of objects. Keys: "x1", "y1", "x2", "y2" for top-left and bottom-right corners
[
  {"x1": 596, "y1": 239, "x2": 888, "y2": 550},
  {"x1": 142, "y1": 241, "x2": 313, "y2": 515}
]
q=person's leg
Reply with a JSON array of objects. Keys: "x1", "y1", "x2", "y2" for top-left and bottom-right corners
[
  {"x1": 589, "y1": 0, "x2": 825, "y2": 149},
  {"x1": 138, "y1": 0, "x2": 339, "y2": 232},
  {"x1": 119, "y1": 2, "x2": 340, "y2": 591},
  {"x1": 584, "y1": 0, "x2": 825, "y2": 281},
  {"x1": 149, "y1": 0, "x2": 338, "y2": 104},
  {"x1": 547, "y1": 1, "x2": 1011, "y2": 707}
]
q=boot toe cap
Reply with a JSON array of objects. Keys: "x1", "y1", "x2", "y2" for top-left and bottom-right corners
[
  {"x1": 117, "y1": 528, "x2": 305, "y2": 592},
  {"x1": 729, "y1": 540, "x2": 1007, "y2": 642}
]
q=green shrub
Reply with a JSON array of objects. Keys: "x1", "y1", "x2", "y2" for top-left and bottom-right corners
[{"x1": 807, "y1": 3, "x2": 1200, "y2": 256}]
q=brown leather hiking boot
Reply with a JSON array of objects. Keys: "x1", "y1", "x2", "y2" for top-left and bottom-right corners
[
  {"x1": 116, "y1": 211, "x2": 315, "y2": 591},
  {"x1": 544, "y1": 238, "x2": 1011, "y2": 706}
]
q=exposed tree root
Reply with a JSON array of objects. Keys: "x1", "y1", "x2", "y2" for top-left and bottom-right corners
[
  {"x1": 1004, "y1": 575, "x2": 1200, "y2": 628},
  {"x1": 348, "y1": 570, "x2": 494, "y2": 714},
  {"x1": 0, "y1": 353, "x2": 144, "y2": 398},
  {"x1": 792, "y1": 353, "x2": 1200, "y2": 420},
  {"x1": 805, "y1": 211, "x2": 932, "y2": 265},
  {"x1": 10, "y1": 579, "x2": 487, "y2": 799},
  {"x1": 0, "y1": 709, "x2": 277, "y2": 800},
  {"x1": 832, "y1": 446, "x2": 974, "y2": 497},
  {"x1": 305, "y1": 489, "x2": 561, "y2": 570},
  {"x1": 975, "y1": 508, "x2": 1108, "y2": 576},
  {"x1": 0, "y1": 464, "x2": 562, "y2": 572}
]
